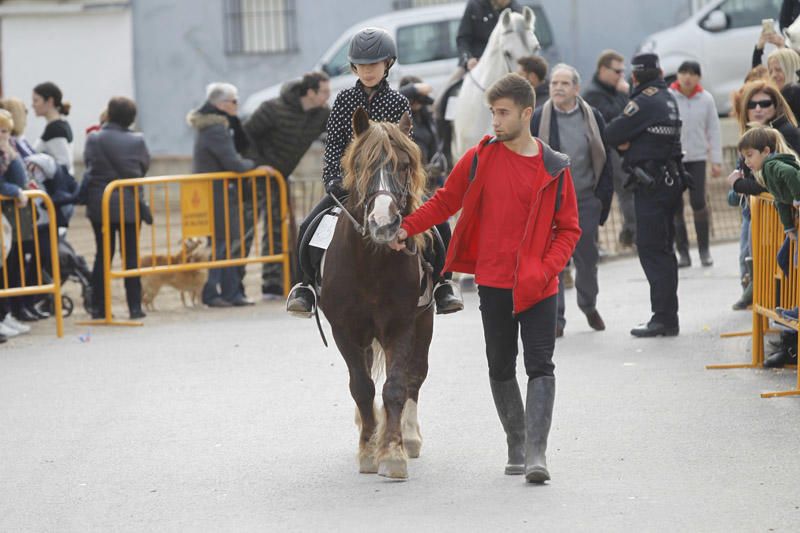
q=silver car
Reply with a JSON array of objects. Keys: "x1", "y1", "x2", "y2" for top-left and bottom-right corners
[
  {"x1": 243, "y1": 2, "x2": 557, "y2": 117},
  {"x1": 638, "y1": 0, "x2": 782, "y2": 115}
]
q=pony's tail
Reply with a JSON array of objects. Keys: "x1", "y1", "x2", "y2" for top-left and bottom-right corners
[{"x1": 371, "y1": 339, "x2": 386, "y2": 385}]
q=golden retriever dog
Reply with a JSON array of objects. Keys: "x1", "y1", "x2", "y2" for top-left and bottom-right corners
[{"x1": 141, "y1": 237, "x2": 211, "y2": 310}]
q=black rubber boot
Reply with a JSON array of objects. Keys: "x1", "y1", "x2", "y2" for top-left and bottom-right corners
[
  {"x1": 489, "y1": 378, "x2": 525, "y2": 475},
  {"x1": 695, "y1": 208, "x2": 713, "y2": 267},
  {"x1": 525, "y1": 376, "x2": 555, "y2": 483}
]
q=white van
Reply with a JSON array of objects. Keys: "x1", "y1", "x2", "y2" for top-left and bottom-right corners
[
  {"x1": 243, "y1": 2, "x2": 557, "y2": 117},
  {"x1": 637, "y1": 0, "x2": 782, "y2": 115}
]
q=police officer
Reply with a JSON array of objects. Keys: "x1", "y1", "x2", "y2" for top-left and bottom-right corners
[{"x1": 605, "y1": 53, "x2": 685, "y2": 337}]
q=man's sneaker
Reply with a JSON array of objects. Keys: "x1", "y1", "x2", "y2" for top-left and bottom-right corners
[
  {"x1": 0, "y1": 320, "x2": 21, "y2": 338},
  {"x1": 3, "y1": 314, "x2": 30, "y2": 334},
  {"x1": 286, "y1": 284, "x2": 316, "y2": 318},
  {"x1": 434, "y1": 280, "x2": 464, "y2": 315}
]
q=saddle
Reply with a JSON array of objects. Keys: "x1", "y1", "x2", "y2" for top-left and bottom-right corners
[{"x1": 433, "y1": 77, "x2": 464, "y2": 169}]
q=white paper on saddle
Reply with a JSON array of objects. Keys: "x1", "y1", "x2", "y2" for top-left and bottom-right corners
[
  {"x1": 309, "y1": 214, "x2": 338, "y2": 249},
  {"x1": 444, "y1": 96, "x2": 459, "y2": 121}
]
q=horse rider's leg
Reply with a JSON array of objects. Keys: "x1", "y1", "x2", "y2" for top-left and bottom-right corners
[
  {"x1": 518, "y1": 294, "x2": 558, "y2": 484},
  {"x1": 377, "y1": 334, "x2": 415, "y2": 480},
  {"x1": 403, "y1": 308, "x2": 434, "y2": 459},
  {"x1": 432, "y1": 222, "x2": 463, "y2": 314},
  {"x1": 287, "y1": 195, "x2": 336, "y2": 316},
  {"x1": 478, "y1": 286, "x2": 526, "y2": 475},
  {"x1": 333, "y1": 331, "x2": 379, "y2": 474}
]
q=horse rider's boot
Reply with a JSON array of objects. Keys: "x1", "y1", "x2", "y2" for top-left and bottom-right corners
[
  {"x1": 695, "y1": 208, "x2": 714, "y2": 267},
  {"x1": 525, "y1": 376, "x2": 555, "y2": 484},
  {"x1": 433, "y1": 279, "x2": 464, "y2": 315},
  {"x1": 489, "y1": 378, "x2": 526, "y2": 475},
  {"x1": 285, "y1": 283, "x2": 316, "y2": 318}
]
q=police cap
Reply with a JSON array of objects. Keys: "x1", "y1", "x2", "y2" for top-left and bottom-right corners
[{"x1": 631, "y1": 53, "x2": 660, "y2": 72}]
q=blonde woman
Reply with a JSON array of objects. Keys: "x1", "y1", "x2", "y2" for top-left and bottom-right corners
[
  {"x1": 766, "y1": 48, "x2": 800, "y2": 119},
  {"x1": 0, "y1": 98, "x2": 35, "y2": 159}
]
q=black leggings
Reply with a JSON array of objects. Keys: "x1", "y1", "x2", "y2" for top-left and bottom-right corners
[
  {"x1": 678, "y1": 161, "x2": 707, "y2": 212},
  {"x1": 478, "y1": 286, "x2": 557, "y2": 381},
  {"x1": 91, "y1": 222, "x2": 141, "y2": 314}
]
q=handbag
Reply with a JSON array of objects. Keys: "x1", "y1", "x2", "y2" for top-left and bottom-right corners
[{"x1": 97, "y1": 134, "x2": 153, "y2": 225}]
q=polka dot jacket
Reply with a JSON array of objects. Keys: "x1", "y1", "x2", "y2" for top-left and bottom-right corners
[{"x1": 322, "y1": 79, "x2": 412, "y2": 187}]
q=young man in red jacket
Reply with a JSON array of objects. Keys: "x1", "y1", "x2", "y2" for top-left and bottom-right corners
[{"x1": 390, "y1": 73, "x2": 580, "y2": 483}]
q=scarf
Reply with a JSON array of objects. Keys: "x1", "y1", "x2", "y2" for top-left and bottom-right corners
[
  {"x1": 198, "y1": 101, "x2": 250, "y2": 154},
  {"x1": 538, "y1": 96, "x2": 606, "y2": 182}
]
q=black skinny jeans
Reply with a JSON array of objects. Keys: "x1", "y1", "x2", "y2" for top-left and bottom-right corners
[
  {"x1": 478, "y1": 287, "x2": 558, "y2": 381},
  {"x1": 91, "y1": 222, "x2": 141, "y2": 314}
]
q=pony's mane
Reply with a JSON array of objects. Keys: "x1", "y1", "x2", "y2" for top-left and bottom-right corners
[{"x1": 341, "y1": 119, "x2": 429, "y2": 248}]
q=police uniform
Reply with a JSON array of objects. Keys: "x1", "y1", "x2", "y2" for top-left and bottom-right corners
[{"x1": 605, "y1": 53, "x2": 684, "y2": 337}]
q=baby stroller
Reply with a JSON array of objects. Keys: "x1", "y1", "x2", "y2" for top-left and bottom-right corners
[
  {"x1": 25, "y1": 154, "x2": 93, "y2": 317},
  {"x1": 39, "y1": 231, "x2": 93, "y2": 318}
]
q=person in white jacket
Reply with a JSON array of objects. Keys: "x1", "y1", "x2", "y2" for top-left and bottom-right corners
[
  {"x1": 32, "y1": 82, "x2": 74, "y2": 174},
  {"x1": 668, "y1": 61, "x2": 722, "y2": 268}
]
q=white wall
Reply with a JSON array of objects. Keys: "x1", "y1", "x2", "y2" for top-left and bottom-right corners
[{"x1": 1, "y1": 8, "x2": 134, "y2": 161}]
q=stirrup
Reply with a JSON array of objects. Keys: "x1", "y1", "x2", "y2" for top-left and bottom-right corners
[{"x1": 286, "y1": 283, "x2": 317, "y2": 318}]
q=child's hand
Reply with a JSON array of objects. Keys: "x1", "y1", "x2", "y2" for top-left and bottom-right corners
[{"x1": 15, "y1": 190, "x2": 27, "y2": 208}]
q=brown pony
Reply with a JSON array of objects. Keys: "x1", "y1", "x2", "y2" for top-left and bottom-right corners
[{"x1": 319, "y1": 107, "x2": 433, "y2": 480}]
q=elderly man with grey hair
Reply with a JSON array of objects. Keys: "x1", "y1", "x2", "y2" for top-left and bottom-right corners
[
  {"x1": 188, "y1": 82, "x2": 260, "y2": 307},
  {"x1": 531, "y1": 63, "x2": 614, "y2": 337}
]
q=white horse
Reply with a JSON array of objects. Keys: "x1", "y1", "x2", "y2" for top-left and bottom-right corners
[{"x1": 451, "y1": 7, "x2": 540, "y2": 160}]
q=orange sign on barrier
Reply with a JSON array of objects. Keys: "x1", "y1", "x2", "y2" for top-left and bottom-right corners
[{"x1": 180, "y1": 180, "x2": 212, "y2": 238}]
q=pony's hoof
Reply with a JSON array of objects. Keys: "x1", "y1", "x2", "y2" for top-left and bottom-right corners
[
  {"x1": 359, "y1": 455, "x2": 378, "y2": 474},
  {"x1": 378, "y1": 458, "x2": 408, "y2": 480},
  {"x1": 404, "y1": 439, "x2": 422, "y2": 459}
]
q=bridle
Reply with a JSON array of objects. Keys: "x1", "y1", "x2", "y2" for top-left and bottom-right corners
[{"x1": 329, "y1": 164, "x2": 415, "y2": 254}]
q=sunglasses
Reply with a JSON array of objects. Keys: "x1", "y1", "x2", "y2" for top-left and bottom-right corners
[{"x1": 747, "y1": 99, "x2": 774, "y2": 110}]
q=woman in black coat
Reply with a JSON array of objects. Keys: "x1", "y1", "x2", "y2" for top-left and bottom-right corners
[{"x1": 84, "y1": 96, "x2": 150, "y2": 319}]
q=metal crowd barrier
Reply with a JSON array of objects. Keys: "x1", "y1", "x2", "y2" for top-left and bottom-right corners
[
  {"x1": 81, "y1": 168, "x2": 290, "y2": 327},
  {"x1": 708, "y1": 194, "x2": 800, "y2": 398},
  {"x1": 0, "y1": 190, "x2": 64, "y2": 337}
]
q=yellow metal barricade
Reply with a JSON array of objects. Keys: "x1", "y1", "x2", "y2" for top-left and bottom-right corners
[
  {"x1": 0, "y1": 190, "x2": 63, "y2": 337},
  {"x1": 708, "y1": 193, "x2": 800, "y2": 397},
  {"x1": 80, "y1": 168, "x2": 291, "y2": 327}
]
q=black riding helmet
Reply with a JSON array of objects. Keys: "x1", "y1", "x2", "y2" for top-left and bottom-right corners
[{"x1": 348, "y1": 27, "x2": 397, "y2": 75}]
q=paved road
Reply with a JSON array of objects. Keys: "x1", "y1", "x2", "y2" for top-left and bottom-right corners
[{"x1": 2, "y1": 242, "x2": 799, "y2": 532}]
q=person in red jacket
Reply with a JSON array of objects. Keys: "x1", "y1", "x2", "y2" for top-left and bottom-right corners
[{"x1": 390, "y1": 73, "x2": 580, "y2": 483}]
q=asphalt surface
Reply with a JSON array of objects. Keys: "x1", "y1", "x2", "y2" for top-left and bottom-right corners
[{"x1": 2, "y1": 241, "x2": 799, "y2": 532}]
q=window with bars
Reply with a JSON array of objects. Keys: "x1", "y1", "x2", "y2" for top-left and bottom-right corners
[{"x1": 223, "y1": 0, "x2": 297, "y2": 55}]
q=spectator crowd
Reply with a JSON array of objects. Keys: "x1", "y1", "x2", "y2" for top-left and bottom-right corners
[{"x1": 4, "y1": 0, "x2": 800, "y2": 368}]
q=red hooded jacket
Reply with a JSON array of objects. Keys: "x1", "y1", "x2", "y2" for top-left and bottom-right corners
[{"x1": 402, "y1": 136, "x2": 581, "y2": 314}]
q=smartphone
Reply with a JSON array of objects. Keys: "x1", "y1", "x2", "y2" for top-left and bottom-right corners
[{"x1": 762, "y1": 18, "x2": 775, "y2": 34}]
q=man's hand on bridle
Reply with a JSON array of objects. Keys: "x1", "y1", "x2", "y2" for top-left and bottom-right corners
[{"x1": 388, "y1": 228, "x2": 408, "y2": 251}]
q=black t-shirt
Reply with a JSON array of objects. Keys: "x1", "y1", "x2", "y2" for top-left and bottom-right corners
[{"x1": 41, "y1": 119, "x2": 73, "y2": 143}]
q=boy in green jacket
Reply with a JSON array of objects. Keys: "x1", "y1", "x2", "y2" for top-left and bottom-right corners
[{"x1": 738, "y1": 126, "x2": 800, "y2": 236}]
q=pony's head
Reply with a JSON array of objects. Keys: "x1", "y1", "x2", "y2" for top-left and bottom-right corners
[
  {"x1": 490, "y1": 7, "x2": 539, "y2": 71},
  {"x1": 342, "y1": 107, "x2": 426, "y2": 246}
]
